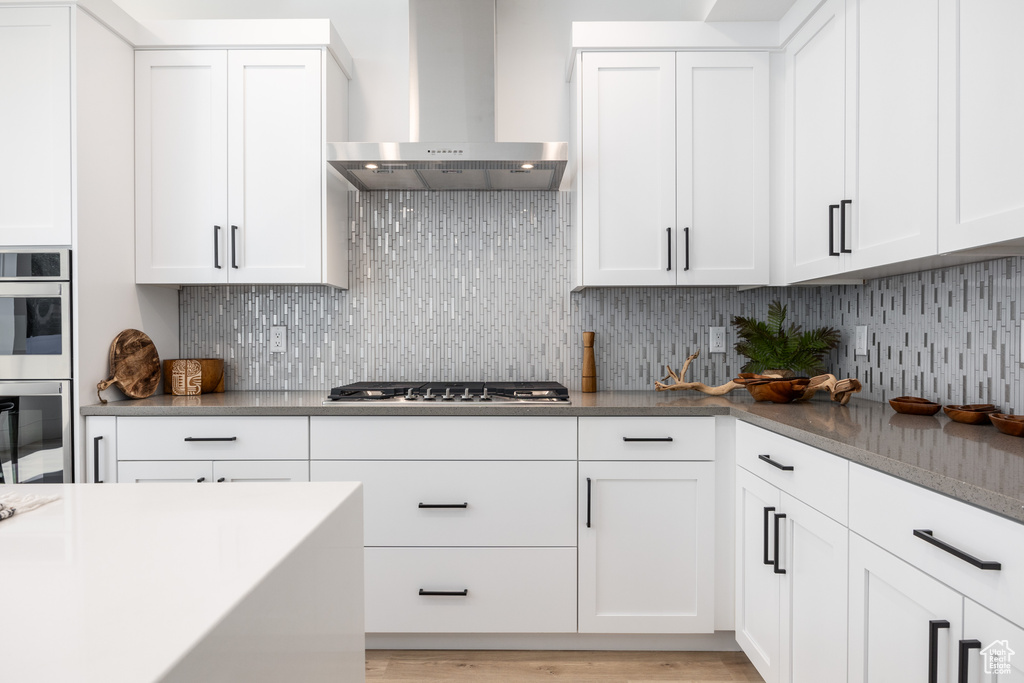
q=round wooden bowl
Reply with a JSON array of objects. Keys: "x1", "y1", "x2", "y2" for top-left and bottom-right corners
[
  {"x1": 942, "y1": 404, "x2": 998, "y2": 425},
  {"x1": 889, "y1": 396, "x2": 941, "y2": 416},
  {"x1": 990, "y1": 413, "x2": 1024, "y2": 437},
  {"x1": 745, "y1": 378, "x2": 811, "y2": 404}
]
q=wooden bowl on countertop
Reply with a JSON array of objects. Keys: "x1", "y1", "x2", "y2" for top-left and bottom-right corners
[
  {"x1": 744, "y1": 378, "x2": 812, "y2": 404},
  {"x1": 943, "y1": 404, "x2": 998, "y2": 425},
  {"x1": 889, "y1": 396, "x2": 942, "y2": 416},
  {"x1": 990, "y1": 413, "x2": 1024, "y2": 437}
]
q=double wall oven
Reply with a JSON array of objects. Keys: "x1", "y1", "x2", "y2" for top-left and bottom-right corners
[{"x1": 0, "y1": 249, "x2": 72, "y2": 483}]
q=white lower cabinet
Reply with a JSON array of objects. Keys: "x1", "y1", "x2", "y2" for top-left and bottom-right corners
[
  {"x1": 735, "y1": 432, "x2": 848, "y2": 683},
  {"x1": 963, "y1": 600, "x2": 1024, "y2": 682},
  {"x1": 118, "y1": 459, "x2": 308, "y2": 483},
  {"x1": 118, "y1": 459, "x2": 213, "y2": 483}
]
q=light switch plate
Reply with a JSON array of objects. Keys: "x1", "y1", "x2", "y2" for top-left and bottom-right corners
[
  {"x1": 855, "y1": 326, "x2": 868, "y2": 356},
  {"x1": 270, "y1": 326, "x2": 287, "y2": 353},
  {"x1": 710, "y1": 327, "x2": 726, "y2": 353}
]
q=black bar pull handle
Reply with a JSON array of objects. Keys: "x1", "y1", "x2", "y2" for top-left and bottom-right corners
[
  {"x1": 763, "y1": 506, "x2": 776, "y2": 566},
  {"x1": 214, "y1": 225, "x2": 222, "y2": 268},
  {"x1": 840, "y1": 199, "x2": 852, "y2": 253},
  {"x1": 913, "y1": 529, "x2": 1001, "y2": 570},
  {"x1": 666, "y1": 227, "x2": 672, "y2": 271},
  {"x1": 184, "y1": 437, "x2": 238, "y2": 442},
  {"x1": 683, "y1": 227, "x2": 690, "y2": 271},
  {"x1": 196, "y1": 477, "x2": 206, "y2": 483},
  {"x1": 418, "y1": 503, "x2": 469, "y2": 509},
  {"x1": 958, "y1": 639, "x2": 981, "y2": 683},
  {"x1": 828, "y1": 204, "x2": 840, "y2": 256},
  {"x1": 623, "y1": 436, "x2": 674, "y2": 442},
  {"x1": 217, "y1": 477, "x2": 226, "y2": 482},
  {"x1": 93, "y1": 435, "x2": 103, "y2": 483},
  {"x1": 231, "y1": 225, "x2": 239, "y2": 268},
  {"x1": 586, "y1": 477, "x2": 592, "y2": 528},
  {"x1": 773, "y1": 512, "x2": 786, "y2": 574},
  {"x1": 759, "y1": 454, "x2": 794, "y2": 471},
  {"x1": 419, "y1": 589, "x2": 468, "y2": 597},
  {"x1": 929, "y1": 620, "x2": 950, "y2": 683}
]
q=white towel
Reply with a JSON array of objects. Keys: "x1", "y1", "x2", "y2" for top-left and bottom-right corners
[{"x1": 0, "y1": 492, "x2": 60, "y2": 521}]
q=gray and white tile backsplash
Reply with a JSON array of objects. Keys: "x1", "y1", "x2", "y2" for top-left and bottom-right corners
[{"x1": 179, "y1": 190, "x2": 1024, "y2": 412}]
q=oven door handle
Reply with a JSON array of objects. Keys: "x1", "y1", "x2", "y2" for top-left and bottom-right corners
[
  {"x1": 0, "y1": 283, "x2": 64, "y2": 296},
  {"x1": 0, "y1": 381, "x2": 65, "y2": 395}
]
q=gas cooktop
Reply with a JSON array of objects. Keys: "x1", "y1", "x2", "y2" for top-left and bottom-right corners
[{"x1": 325, "y1": 381, "x2": 570, "y2": 405}]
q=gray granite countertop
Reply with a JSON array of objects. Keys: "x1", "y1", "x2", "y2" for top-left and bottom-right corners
[{"x1": 83, "y1": 390, "x2": 1024, "y2": 523}]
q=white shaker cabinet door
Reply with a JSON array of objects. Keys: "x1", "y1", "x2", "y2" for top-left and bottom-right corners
[
  {"x1": 578, "y1": 460, "x2": 716, "y2": 634},
  {"x1": 676, "y1": 52, "x2": 769, "y2": 286},
  {"x1": 227, "y1": 50, "x2": 323, "y2": 284},
  {"x1": 938, "y1": 0, "x2": 1024, "y2": 252},
  {"x1": 580, "y1": 52, "x2": 677, "y2": 286},
  {"x1": 785, "y1": 0, "x2": 848, "y2": 282},
  {"x1": 846, "y1": 0, "x2": 940, "y2": 272},
  {"x1": 735, "y1": 467, "x2": 782, "y2": 683},
  {"x1": 136, "y1": 50, "x2": 229, "y2": 284},
  {"x1": 0, "y1": 7, "x2": 71, "y2": 247},
  {"x1": 848, "y1": 533, "x2": 963, "y2": 683}
]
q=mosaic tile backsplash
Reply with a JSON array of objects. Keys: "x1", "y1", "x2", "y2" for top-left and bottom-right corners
[{"x1": 179, "y1": 191, "x2": 1024, "y2": 412}]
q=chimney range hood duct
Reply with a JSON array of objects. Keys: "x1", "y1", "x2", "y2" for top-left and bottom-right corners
[{"x1": 327, "y1": 0, "x2": 567, "y2": 192}]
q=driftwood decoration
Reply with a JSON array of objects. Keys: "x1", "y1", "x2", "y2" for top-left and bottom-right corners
[
  {"x1": 654, "y1": 349, "x2": 743, "y2": 395},
  {"x1": 654, "y1": 349, "x2": 863, "y2": 405}
]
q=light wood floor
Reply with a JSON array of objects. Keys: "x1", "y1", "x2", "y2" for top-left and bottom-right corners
[{"x1": 366, "y1": 650, "x2": 764, "y2": 682}]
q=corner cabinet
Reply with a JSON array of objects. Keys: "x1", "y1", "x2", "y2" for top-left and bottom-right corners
[
  {"x1": 574, "y1": 51, "x2": 768, "y2": 288},
  {"x1": 135, "y1": 49, "x2": 349, "y2": 287},
  {"x1": 0, "y1": 7, "x2": 72, "y2": 247}
]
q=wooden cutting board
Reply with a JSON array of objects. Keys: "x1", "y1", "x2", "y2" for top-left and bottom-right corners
[{"x1": 96, "y1": 329, "x2": 161, "y2": 403}]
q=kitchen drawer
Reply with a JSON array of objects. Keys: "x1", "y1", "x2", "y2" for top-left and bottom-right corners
[
  {"x1": 311, "y1": 460, "x2": 575, "y2": 546},
  {"x1": 850, "y1": 463, "x2": 1024, "y2": 628},
  {"x1": 735, "y1": 421, "x2": 848, "y2": 524},
  {"x1": 117, "y1": 417, "x2": 308, "y2": 461},
  {"x1": 118, "y1": 460, "x2": 213, "y2": 483},
  {"x1": 578, "y1": 417, "x2": 715, "y2": 461},
  {"x1": 213, "y1": 460, "x2": 309, "y2": 482},
  {"x1": 310, "y1": 416, "x2": 576, "y2": 460},
  {"x1": 364, "y1": 547, "x2": 577, "y2": 633}
]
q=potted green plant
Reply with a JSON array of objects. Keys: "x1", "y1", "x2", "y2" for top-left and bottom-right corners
[{"x1": 731, "y1": 300, "x2": 841, "y2": 378}]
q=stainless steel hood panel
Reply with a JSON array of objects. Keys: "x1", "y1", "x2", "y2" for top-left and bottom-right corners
[{"x1": 327, "y1": 141, "x2": 567, "y2": 191}]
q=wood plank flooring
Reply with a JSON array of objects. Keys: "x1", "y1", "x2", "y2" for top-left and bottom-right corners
[{"x1": 366, "y1": 650, "x2": 764, "y2": 682}]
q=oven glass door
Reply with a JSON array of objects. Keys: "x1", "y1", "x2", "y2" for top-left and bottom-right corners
[
  {"x1": 0, "y1": 381, "x2": 72, "y2": 484},
  {"x1": 0, "y1": 282, "x2": 71, "y2": 379}
]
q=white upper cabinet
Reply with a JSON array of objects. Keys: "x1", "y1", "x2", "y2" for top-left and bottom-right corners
[
  {"x1": 580, "y1": 52, "x2": 677, "y2": 287},
  {"x1": 938, "y1": 0, "x2": 1024, "y2": 253},
  {"x1": 136, "y1": 48, "x2": 348, "y2": 287},
  {"x1": 786, "y1": 0, "x2": 941, "y2": 281},
  {"x1": 0, "y1": 8, "x2": 71, "y2": 247},
  {"x1": 576, "y1": 50, "x2": 768, "y2": 288}
]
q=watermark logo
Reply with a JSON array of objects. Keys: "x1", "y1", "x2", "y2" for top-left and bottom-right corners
[{"x1": 981, "y1": 640, "x2": 1015, "y2": 676}]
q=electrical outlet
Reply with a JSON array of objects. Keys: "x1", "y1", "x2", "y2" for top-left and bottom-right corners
[
  {"x1": 270, "y1": 326, "x2": 287, "y2": 353},
  {"x1": 710, "y1": 326, "x2": 726, "y2": 353},
  {"x1": 855, "y1": 325, "x2": 868, "y2": 357}
]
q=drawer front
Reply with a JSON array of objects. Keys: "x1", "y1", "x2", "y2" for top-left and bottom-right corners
[
  {"x1": 365, "y1": 547, "x2": 577, "y2": 633},
  {"x1": 578, "y1": 417, "x2": 716, "y2": 461},
  {"x1": 310, "y1": 416, "x2": 576, "y2": 460},
  {"x1": 850, "y1": 463, "x2": 1024, "y2": 627},
  {"x1": 213, "y1": 460, "x2": 309, "y2": 483},
  {"x1": 735, "y1": 421, "x2": 848, "y2": 524},
  {"x1": 117, "y1": 417, "x2": 308, "y2": 461},
  {"x1": 118, "y1": 460, "x2": 213, "y2": 483},
  {"x1": 311, "y1": 460, "x2": 576, "y2": 546}
]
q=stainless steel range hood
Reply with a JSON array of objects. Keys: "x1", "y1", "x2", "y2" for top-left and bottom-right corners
[{"x1": 327, "y1": 0, "x2": 567, "y2": 192}]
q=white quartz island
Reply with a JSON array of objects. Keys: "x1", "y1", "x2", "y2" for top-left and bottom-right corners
[{"x1": 0, "y1": 482, "x2": 364, "y2": 683}]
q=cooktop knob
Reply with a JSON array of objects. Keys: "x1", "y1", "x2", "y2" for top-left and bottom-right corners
[
  {"x1": 442, "y1": 387, "x2": 454, "y2": 401},
  {"x1": 480, "y1": 387, "x2": 491, "y2": 401},
  {"x1": 423, "y1": 388, "x2": 435, "y2": 400},
  {"x1": 405, "y1": 387, "x2": 416, "y2": 400},
  {"x1": 461, "y1": 387, "x2": 473, "y2": 401}
]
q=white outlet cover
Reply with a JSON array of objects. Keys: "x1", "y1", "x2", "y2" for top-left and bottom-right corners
[
  {"x1": 270, "y1": 326, "x2": 287, "y2": 353},
  {"x1": 710, "y1": 327, "x2": 726, "y2": 353}
]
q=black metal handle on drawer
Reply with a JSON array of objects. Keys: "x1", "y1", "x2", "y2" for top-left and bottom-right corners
[
  {"x1": 758, "y1": 454, "x2": 794, "y2": 471},
  {"x1": 214, "y1": 225, "x2": 222, "y2": 268},
  {"x1": 196, "y1": 477, "x2": 206, "y2": 483},
  {"x1": 828, "y1": 205, "x2": 840, "y2": 256},
  {"x1": 623, "y1": 437, "x2": 674, "y2": 442},
  {"x1": 840, "y1": 199, "x2": 852, "y2": 253},
  {"x1": 586, "y1": 477, "x2": 592, "y2": 528},
  {"x1": 217, "y1": 477, "x2": 226, "y2": 482},
  {"x1": 958, "y1": 639, "x2": 981, "y2": 683},
  {"x1": 773, "y1": 512, "x2": 786, "y2": 574},
  {"x1": 929, "y1": 620, "x2": 950, "y2": 683},
  {"x1": 419, "y1": 589, "x2": 468, "y2": 597},
  {"x1": 184, "y1": 437, "x2": 238, "y2": 442},
  {"x1": 763, "y1": 506, "x2": 776, "y2": 566},
  {"x1": 418, "y1": 503, "x2": 468, "y2": 509},
  {"x1": 93, "y1": 435, "x2": 103, "y2": 483},
  {"x1": 913, "y1": 529, "x2": 1001, "y2": 570}
]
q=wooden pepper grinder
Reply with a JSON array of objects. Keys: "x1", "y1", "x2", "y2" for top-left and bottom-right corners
[{"x1": 582, "y1": 331, "x2": 597, "y2": 393}]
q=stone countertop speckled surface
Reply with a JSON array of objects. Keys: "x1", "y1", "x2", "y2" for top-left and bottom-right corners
[{"x1": 82, "y1": 390, "x2": 1024, "y2": 523}]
